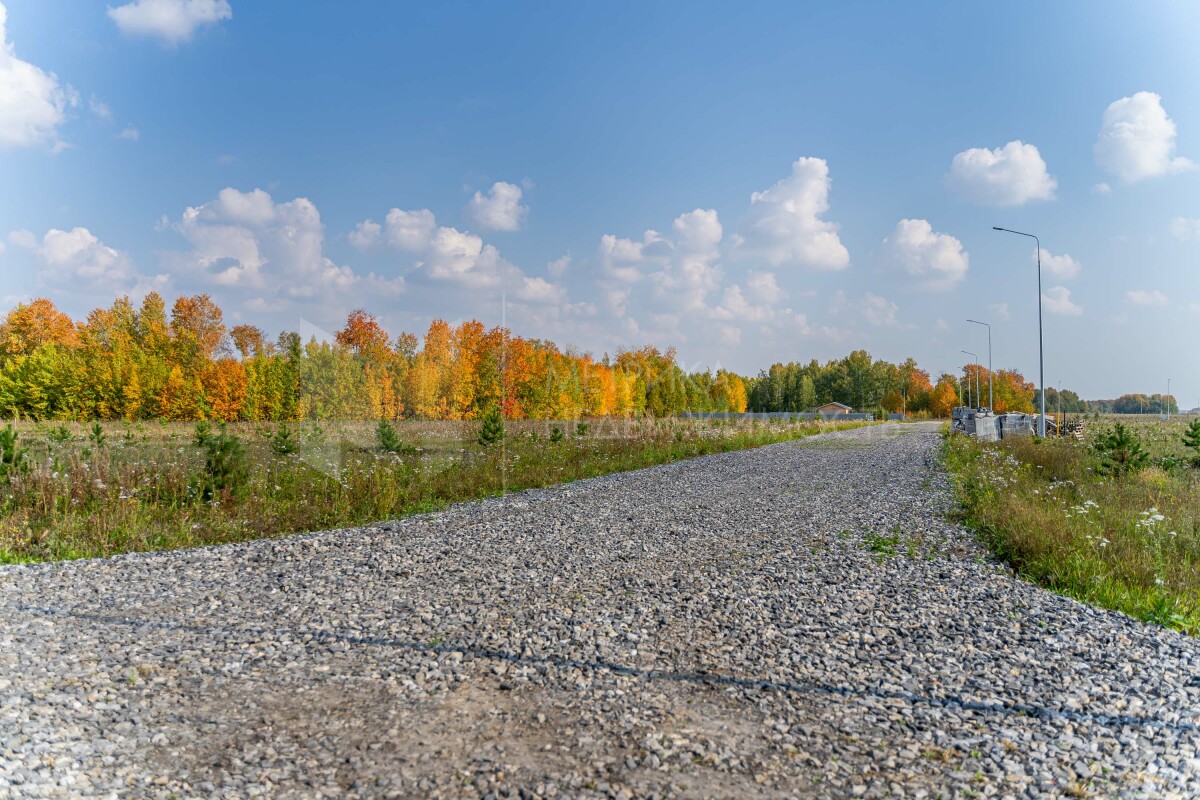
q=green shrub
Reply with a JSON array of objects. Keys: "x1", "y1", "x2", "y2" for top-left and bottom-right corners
[
  {"x1": 1183, "y1": 419, "x2": 1200, "y2": 467},
  {"x1": 197, "y1": 425, "x2": 249, "y2": 502},
  {"x1": 270, "y1": 422, "x2": 299, "y2": 455},
  {"x1": 48, "y1": 424, "x2": 72, "y2": 443},
  {"x1": 477, "y1": 407, "x2": 505, "y2": 447},
  {"x1": 549, "y1": 425, "x2": 564, "y2": 443},
  {"x1": 376, "y1": 419, "x2": 405, "y2": 454},
  {"x1": 1093, "y1": 423, "x2": 1149, "y2": 478},
  {"x1": 193, "y1": 420, "x2": 213, "y2": 448},
  {"x1": 576, "y1": 421, "x2": 589, "y2": 437},
  {"x1": 0, "y1": 424, "x2": 29, "y2": 478},
  {"x1": 89, "y1": 422, "x2": 106, "y2": 449}
]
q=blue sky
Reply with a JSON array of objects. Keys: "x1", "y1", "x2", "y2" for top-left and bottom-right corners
[{"x1": 1, "y1": 1, "x2": 1197, "y2": 403}]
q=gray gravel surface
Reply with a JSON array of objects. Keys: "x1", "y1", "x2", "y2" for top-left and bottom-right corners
[{"x1": 2, "y1": 422, "x2": 1199, "y2": 799}]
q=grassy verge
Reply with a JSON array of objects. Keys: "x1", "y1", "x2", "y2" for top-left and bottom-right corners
[
  {"x1": 943, "y1": 420, "x2": 1200, "y2": 635},
  {"x1": 0, "y1": 417, "x2": 868, "y2": 563}
]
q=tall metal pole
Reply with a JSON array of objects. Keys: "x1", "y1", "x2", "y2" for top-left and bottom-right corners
[
  {"x1": 993, "y1": 227, "x2": 1046, "y2": 437},
  {"x1": 1167, "y1": 378, "x2": 1172, "y2": 419},
  {"x1": 962, "y1": 350, "x2": 978, "y2": 409},
  {"x1": 967, "y1": 319, "x2": 992, "y2": 410}
]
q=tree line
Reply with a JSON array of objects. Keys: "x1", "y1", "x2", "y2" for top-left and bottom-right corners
[
  {"x1": 0, "y1": 293, "x2": 1063, "y2": 423},
  {"x1": 0, "y1": 295, "x2": 750, "y2": 421},
  {"x1": 746, "y1": 357, "x2": 1037, "y2": 417},
  {"x1": 1044, "y1": 391, "x2": 1180, "y2": 415}
]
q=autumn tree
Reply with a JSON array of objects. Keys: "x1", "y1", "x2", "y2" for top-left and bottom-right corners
[
  {"x1": 928, "y1": 374, "x2": 960, "y2": 418},
  {"x1": 230, "y1": 324, "x2": 266, "y2": 359},
  {"x1": 991, "y1": 369, "x2": 1035, "y2": 414},
  {"x1": 170, "y1": 294, "x2": 227, "y2": 370},
  {"x1": 0, "y1": 299, "x2": 79, "y2": 358},
  {"x1": 335, "y1": 310, "x2": 392, "y2": 362}
]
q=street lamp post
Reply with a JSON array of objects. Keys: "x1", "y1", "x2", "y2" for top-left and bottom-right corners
[
  {"x1": 966, "y1": 319, "x2": 992, "y2": 411},
  {"x1": 993, "y1": 227, "x2": 1046, "y2": 437},
  {"x1": 962, "y1": 350, "x2": 979, "y2": 410},
  {"x1": 1167, "y1": 378, "x2": 1172, "y2": 420}
]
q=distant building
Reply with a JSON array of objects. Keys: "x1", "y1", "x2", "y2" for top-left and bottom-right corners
[{"x1": 815, "y1": 401, "x2": 853, "y2": 415}]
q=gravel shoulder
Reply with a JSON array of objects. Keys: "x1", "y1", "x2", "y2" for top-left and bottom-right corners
[{"x1": 2, "y1": 422, "x2": 1199, "y2": 799}]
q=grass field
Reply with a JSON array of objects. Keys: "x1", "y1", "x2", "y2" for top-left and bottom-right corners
[
  {"x1": 945, "y1": 414, "x2": 1200, "y2": 635},
  {"x1": 0, "y1": 416, "x2": 870, "y2": 564}
]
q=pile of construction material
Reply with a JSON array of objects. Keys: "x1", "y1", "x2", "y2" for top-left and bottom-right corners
[{"x1": 952, "y1": 408, "x2": 1060, "y2": 440}]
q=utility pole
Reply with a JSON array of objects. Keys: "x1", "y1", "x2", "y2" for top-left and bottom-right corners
[
  {"x1": 962, "y1": 350, "x2": 978, "y2": 409},
  {"x1": 994, "y1": 227, "x2": 1046, "y2": 436},
  {"x1": 967, "y1": 319, "x2": 992, "y2": 411}
]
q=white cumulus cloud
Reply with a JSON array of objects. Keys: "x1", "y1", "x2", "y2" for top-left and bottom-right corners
[
  {"x1": 108, "y1": 0, "x2": 232, "y2": 45},
  {"x1": 173, "y1": 187, "x2": 371, "y2": 297},
  {"x1": 10, "y1": 225, "x2": 167, "y2": 296},
  {"x1": 1041, "y1": 286, "x2": 1082, "y2": 316},
  {"x1": 733, "y1": 157, "x2": 849, "y2": 270},
  {"x1": 1095, "y1": 92, "x2": 1193, "y2": 183},
  {"x1": 600, "y1": 209, "x2": 726, "y2": 314},
  {"x1": 466, "y1": 181, "x2": 528, "y2": 232},
  {"x1": 1038, "y1": 248, "x2": 1081, "y2": 280},
  {"x1": 1126, "y1": 289, "x2": 1168, "y2": 307},
  {"x1": 654, "y1": 208, "x2": 723, "y2": 312},
  {"x1": 711, "y1": 271, "x2": 787, "y2": 325},
  {"x1": 384, "y1": 208, "x2": 437, "y2": 252},
  {"x1": 0, "y1": 2, "x2": 78, "y2": 149},
  {"x1": 353, "y1": 205, "x2": 555, "y2": 297},
  {"x1": 348, "y1": 219, "x2": 381, "y2": 251},
  {"x1": 547, "y1": 253, "x2": 571, "y2": 277},
  {"x1": 25, "y1": 227, "x2": 134, "y2": 287},
  {"x1": 598, "y1": 229, "x2": 670, "y2": 283},
  {"x1": 947, "y1": 140, "x2": 1057, "y2": 206},
  {"x1": 884, "y1": 219, "x2": 969, "y2": 290}
]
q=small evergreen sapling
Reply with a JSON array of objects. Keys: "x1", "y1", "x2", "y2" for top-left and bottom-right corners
[
  {"x1": 193, "y1": 420, "x2": 213, "y2": 447},
  {"x1": 376, "y1": 419, "x2": 405, "y2": 454},
  {"x1": 477, "y1": 407, "x2": 505, "y2": 447},
  {"x1": 0, "y1": 424, "x2": 29, "y2": 478},
  {"x1": 270, "y1": 422, "x2": 299, "y2": 455},
  {"x1": 1183, "y1": 418, "x2": 1200, "y2": 468},
  {"x1": 197, "y1": 424, "x2": 249, "y2": 502},
  {"x1": 1092, "y1": 423, "x2": 1149, "y2": 478},
  {"x1": 549, "y1": 425, "x2": 564, "y2": 443}
]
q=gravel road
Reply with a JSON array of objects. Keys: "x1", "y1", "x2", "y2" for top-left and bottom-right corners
[{"x1": 2, "y1": 423, "x2": 1199, "y2": 799}]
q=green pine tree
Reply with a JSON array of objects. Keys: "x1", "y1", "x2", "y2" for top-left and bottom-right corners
[
  {"x1": 0, "y1": 423, "x2": 29, "y2": 478},
  {"x1": 1093, "y1": 423, "x2": 1149, "y2": 478},
  {"x1": 477, "y1": 406, "x2": 505, "y2": 447},
  {"x1": 1182, "y1": 418, "x2": 1200, "y2": 467},
  {"x1": 376, "y1": 419, "x2": 405, "y2": 454},
  {"x1": 198, "y1": 424, "x2": 249, "y2": 502}
]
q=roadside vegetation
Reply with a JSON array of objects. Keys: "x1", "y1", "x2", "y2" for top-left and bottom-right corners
[
  {"x1": 0, "y1": 416, "x2": 868, "y2": 564},
  {"x1": 944, "y1": 416, "x2": 1200, "y2": 635}
]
